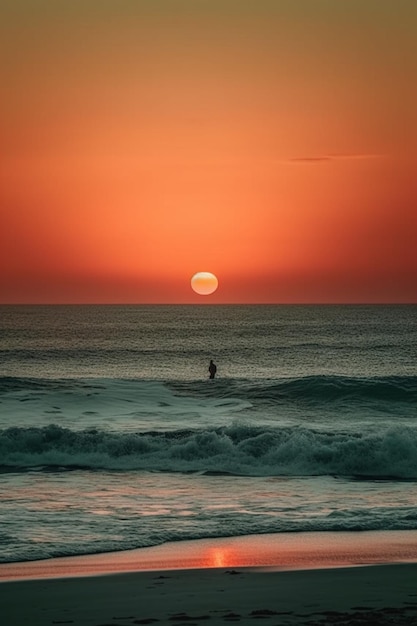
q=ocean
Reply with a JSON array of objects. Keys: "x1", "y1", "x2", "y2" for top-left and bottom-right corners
[{"x1": 0, "y1": 304, "x2": 416, "y2": 564}]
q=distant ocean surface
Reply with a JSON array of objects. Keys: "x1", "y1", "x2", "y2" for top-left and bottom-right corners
[{"x1": 0, "y1": 304, "x2": 416, "y2": 563}]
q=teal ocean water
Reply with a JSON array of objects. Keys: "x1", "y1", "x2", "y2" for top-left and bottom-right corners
[{"x1": 0, "y1": 305, "x2": 416, "y2": 563}]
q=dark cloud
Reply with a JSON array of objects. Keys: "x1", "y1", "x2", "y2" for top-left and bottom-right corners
[
  {"x1": 288, "y1": 153, "x2": 386, "y2": 163},
  {"x1": 289, "y1": 156, "x2": 331, "y2": 162}
]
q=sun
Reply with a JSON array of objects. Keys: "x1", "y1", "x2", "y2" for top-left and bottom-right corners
[{"x1": 191, "y1": 272, "x2": 219, "y2": 295}]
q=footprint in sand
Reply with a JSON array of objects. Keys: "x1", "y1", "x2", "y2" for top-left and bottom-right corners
[
  {"x1": 223, "y1": 612, "x2": 241, "y2": 621},
  {"x1": 169, "y1": 613, "x2": 211, "y2": 621}
]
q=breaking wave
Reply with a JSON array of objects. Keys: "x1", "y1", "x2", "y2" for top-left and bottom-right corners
[{"x1": 1, "y1": 423, "x2": 417, "y2": 479}]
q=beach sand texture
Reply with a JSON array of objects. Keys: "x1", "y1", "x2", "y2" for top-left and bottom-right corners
[{"x1": 2, "y1": 563, "x2": 417, "y2": 626}]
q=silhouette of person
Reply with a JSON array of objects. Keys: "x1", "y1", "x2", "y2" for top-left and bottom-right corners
[{"x1": 208, "y1": 359, "x2": 217, "y2": 379}]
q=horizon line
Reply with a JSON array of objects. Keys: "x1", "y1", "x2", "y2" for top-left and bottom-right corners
[{"x1": 1, "y1": 302, "x2": 416, "y2": 307}]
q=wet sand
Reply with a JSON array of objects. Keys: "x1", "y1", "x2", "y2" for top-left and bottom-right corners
[{"x1": 2, "y1": 532, "x2": 417, "y2": 625}]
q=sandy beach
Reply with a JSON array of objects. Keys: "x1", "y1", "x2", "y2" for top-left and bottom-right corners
[
  {"x1": 2, "y1": 562, "x2": 417, "y2": 625},
  {"x1": 2, "y1": 532, "x2": 417, "y2": 625}
]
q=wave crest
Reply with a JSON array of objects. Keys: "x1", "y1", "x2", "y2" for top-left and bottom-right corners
[
  {"x1": 1, "y1": 423, "x2": 417, "y2": 479},
  {"x1": 174, "y1": 375, "x2": 417, "y2": 404}
]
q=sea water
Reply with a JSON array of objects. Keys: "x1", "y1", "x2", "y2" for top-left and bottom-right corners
[{"x1": 0, "y1": 305, "x2": 416, "y2": 563}]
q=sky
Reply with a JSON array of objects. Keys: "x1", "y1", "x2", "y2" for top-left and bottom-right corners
[{"x1": 1, "y1": 0, "x2": 416, "y2": 304}]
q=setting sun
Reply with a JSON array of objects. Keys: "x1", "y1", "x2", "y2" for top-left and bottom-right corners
[{"x1": 191, "y1": 272, "x2": 219, "y2": 296}]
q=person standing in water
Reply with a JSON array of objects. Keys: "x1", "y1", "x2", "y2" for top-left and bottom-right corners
[{"x1": 208, "y1": 359, "x2": 217, "y2": 379}]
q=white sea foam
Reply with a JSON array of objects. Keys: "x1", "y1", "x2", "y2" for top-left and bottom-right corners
[{"x1": 2, "y1": 422, "x2": 417, "y2": 479}]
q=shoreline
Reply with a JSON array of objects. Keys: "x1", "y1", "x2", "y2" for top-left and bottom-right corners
[
  {"x1": 1, "y1": 529, "x2": 417, "y2": 581},
  {"x1": 3, "y1": 531, "x2": 417, "y2": 625}
]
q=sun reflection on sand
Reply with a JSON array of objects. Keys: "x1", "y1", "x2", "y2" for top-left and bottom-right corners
[{"x1": 207, "y1": 547, "x2": 236, "y2": 569}]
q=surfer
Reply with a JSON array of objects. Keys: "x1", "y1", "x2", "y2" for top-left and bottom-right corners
[{"x1": 208, "y1": 359, "x2": 217, "y2": 379}]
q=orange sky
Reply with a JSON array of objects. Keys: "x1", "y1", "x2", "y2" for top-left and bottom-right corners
[{"x1": 1, "y1": 0, "x2": 416, "y2": 303}]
